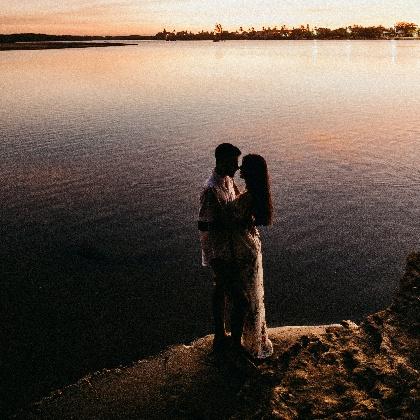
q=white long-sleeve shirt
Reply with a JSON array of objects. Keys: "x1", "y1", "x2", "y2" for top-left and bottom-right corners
[{"x1": 198, "y1": 170, "x2": 240, "y2": 267}]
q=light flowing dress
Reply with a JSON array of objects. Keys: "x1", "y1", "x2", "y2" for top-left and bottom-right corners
[{"x1": 228, "y1": 192, "x2": 273, "y2": 359}]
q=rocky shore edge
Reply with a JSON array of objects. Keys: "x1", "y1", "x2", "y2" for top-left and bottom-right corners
[{"x1": 13, "y1": 253, "x2": 419, "y2": 419}]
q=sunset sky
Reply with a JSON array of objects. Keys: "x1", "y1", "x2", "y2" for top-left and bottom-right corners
[{"x1": 1, "y1": 0, "x2": 419, "y2": 36}]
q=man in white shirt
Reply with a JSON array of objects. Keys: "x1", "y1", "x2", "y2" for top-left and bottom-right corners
[{"x1": 198, "y1": 143, "x2": 243, "y2": 352}]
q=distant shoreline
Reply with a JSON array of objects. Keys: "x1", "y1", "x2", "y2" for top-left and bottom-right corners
[
  {"x1": 1, "y1": 38, "x2": 419, "y2": 52},
  {"x1": 1, "y1": 28, "x2": 420, "y2": 45},
  {"x1": 1, "y1": 39, "x2": 419, "y2": 52},
  {"x1": 0, "y1": 41, "x2": 137, "y2": 51}
]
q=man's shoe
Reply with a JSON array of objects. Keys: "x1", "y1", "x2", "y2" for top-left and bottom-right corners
[
  {"x1": 229, "y1": 344, "x2": 259, "y2": 375},
  {"x1": 212, "y1": 335, "x2": 231, "y2": 353}
]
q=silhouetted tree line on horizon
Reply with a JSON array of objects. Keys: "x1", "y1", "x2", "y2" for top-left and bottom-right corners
[
  {"x1": 0, "y1": 33, "x2": 155, "y2": 43},
  {"x1": 1, "y1": 22, "x2": 418, "y2": 44},
  {"x1": 156, "y1": 22, "x2": 419, "y2": 40}
]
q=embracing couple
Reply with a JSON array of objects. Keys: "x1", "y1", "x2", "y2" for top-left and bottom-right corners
[{"x1": 198, "y1": 143, "x2": 273, "y2": 360}]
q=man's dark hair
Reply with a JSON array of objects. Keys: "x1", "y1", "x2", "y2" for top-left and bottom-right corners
[{"x1": 214, "y1": 143, "x2": 241, "y2": 162}]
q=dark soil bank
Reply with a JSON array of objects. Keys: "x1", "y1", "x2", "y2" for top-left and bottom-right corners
[{"x1": 11, "y1": 253, "x2": 419, "y2": 419}]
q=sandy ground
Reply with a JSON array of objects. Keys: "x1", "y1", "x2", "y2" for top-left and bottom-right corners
[
  {"x1": 0, "y1": 42, "x2": 136, "y2": 51},
  {"x1": 12, "y1": 326, "x2": 334, "y2": 419}
]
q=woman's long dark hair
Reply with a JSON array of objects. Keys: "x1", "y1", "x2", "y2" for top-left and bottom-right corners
[{"x1": 242, "y1": 154, "x2": 273, "y2": 226}]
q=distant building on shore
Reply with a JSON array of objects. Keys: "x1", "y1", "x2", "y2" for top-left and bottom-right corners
[{"x1": 165, "y1": 32, "x2": 176, "y2": 41}]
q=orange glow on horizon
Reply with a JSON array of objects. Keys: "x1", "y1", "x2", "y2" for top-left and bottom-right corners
[{"x1": 0, "y1": 1, "x2": 419, "y2": 36}]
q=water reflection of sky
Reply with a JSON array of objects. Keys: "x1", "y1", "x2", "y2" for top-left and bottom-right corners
[{"x1": 1, "y1": 40, "x2": 420, "y2": 329}]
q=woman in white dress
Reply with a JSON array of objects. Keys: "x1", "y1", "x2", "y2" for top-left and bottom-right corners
[{"x1": 228, "y1": 154, "x2": 273, "y2": 359}]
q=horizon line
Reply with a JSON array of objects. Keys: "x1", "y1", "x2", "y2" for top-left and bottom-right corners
[{"x1": 1, "y1": 21, "x2": 418, "y2": 38}]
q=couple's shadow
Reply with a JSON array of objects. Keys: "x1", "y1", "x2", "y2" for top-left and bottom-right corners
[{"x1": 153, "y1": 335, "x2": 279, "y2": 419}]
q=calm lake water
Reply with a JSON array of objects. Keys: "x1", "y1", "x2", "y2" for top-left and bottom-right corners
[{"x1": 1, "y1": 40, "x2": 420, "y2": 410}]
